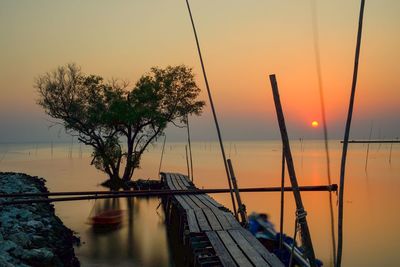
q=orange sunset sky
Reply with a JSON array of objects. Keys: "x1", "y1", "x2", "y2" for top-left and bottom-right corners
[{"x1": 0, "y1": 0, "x2": 399, "y2": 142}]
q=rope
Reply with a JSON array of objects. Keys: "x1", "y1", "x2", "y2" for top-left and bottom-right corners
[
  {"x1": 185, "y1": 0, "x2": 238, "y2": 218},
  {"x1": 337, "y1": 1, "x2": 366, "y2": 266},
  {"x1": 289, "y1": 209, "x2": 306, "y2": 267},
  {"x1": 310, "y1": 1, "x2": 337, "y2": 265}
]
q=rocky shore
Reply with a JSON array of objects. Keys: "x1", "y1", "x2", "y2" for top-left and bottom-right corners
[{"x1": 0, "y1": 172, "x2": 80, "y2": 267}]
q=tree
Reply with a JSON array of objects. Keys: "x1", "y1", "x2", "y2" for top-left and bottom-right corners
[{"x1": 36, "y1": 64, "x2": 204, "y2": 185}]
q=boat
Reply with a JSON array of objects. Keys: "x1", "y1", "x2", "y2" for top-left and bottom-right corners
[
  {"x1": 248, "y1": 212, "x2": 323, "y2": 267},
  {"x1": 89, "y1": 209, "x2": 123, "y2": 227}
]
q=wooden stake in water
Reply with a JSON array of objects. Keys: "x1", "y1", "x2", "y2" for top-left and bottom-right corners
[
  {"x1": 79, "y1": 143, "x2": 83, "y2": 159},
  {"x1": 365, "y1": 121, "x2": 373, "y2": 171},
  {"x1": 337, "y1": 1, "x2": 366, "y2": 266},
  {"x1": 269, "y1": 74, "x2": 316, "y2": 266}
]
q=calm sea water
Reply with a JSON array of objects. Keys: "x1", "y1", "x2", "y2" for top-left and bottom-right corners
[{"x1": 0, "y1": 140, "x2": 399, "y2": 266}]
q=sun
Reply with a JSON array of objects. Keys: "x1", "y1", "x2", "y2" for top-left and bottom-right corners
[{"x1": 311, "y1": 120, "x2": 319, "y2": 128}]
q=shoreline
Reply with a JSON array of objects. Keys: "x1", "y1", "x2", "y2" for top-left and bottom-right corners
[{"x1": 0, "y1": 172, "x2": 80, "y2": 267}]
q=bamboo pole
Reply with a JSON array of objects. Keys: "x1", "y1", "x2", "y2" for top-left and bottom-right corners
[
  {"x1": 341, "y1": 140, "x2": 399, "y2": 144},
  {"x1": 186, "y1": 115, "x2": 194, "y2": 182},
  {"x1": 337, "y1": 1, "x2": 366, "y2": 266},
  {"x1": 0, "y1": 185, "x2": 337, "y2": 199},
  {"x1": 185, "y1": 145, "x2": 190, "y2": 180},
  {"x1": 227, "y1": 159, "x2": 247, "y2": 224},
  {"x1": 0, "y1": 185, "x2": 337, "y2": 206},
  {"x1": 185, "y1": 0, "x2": 237, "y2": 218},
  {"x1": 269, "y1": 74, "x2": 316, "y2": 266}
]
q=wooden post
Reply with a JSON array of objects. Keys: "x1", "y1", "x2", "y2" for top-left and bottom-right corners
[
  {"x1": 337, "y1": 1, "x2": 366, "y2": 266},
  {"x1": 227, "y1": 159, "x2": 247, "y2": 224},
  {"x1": 269, "y1": 74, "x2": 316, "y2": 266}
]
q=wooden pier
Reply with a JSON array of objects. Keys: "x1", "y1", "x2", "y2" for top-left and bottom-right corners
[{"x1": 161, "y1": 172, "x2": 284, "y2": 267}]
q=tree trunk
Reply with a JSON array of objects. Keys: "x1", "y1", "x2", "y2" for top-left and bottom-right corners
[
  {"x1": 122, "y1": 162, "x2": 135, "y2": 181},
  {"x1": 122, "y1": 136, "x2": 134, "y2": 181}
]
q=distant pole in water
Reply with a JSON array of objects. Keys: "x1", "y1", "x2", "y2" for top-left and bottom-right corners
[
  {"x1": 389, "y1": 143, "x2": 393, "y2": 164},
  {"x1": 376, "y1": 126, "x2": 382, "y2": 152},
  {"x1": 158, "y1": 135, "x2": 167, "y2": 175},
  {"x1": 365, "y1": 121, "x2": 373, "y2": 171},
  {"x1": 185, "y1": 145, "x2": 190, "y2": 180},
  {"x1": 68, "y1": 136, "x2": 74, "y2": 159},
  {"x1": 51, "y1": 141, "x2": 53, "y2": 158},
  {"x1": 185, "y1": 0, "x2": 237, "y2": 218},
  {"x1": 337, "y1": 1, "x2": 366, "y2": 266},
  {"x1": 279, "y1": 148, "x2": 285, "y2": 250},
  {"x1": 389, "y1": 137, "x2": 398, "y2": 164},
  {"x1": 269, "y1": 74, "x2": 316, "y2": 266},
  {"x1": 79, "y1": 143, "x2": 83, "y2": 159},
  {"x1": 186, "y1": 115, "x2": 194, "y2": 182}
]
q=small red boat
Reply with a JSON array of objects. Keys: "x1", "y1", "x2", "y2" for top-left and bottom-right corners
[{"x1": 90, "y1": 209, "x2": 123, "y2": 226}]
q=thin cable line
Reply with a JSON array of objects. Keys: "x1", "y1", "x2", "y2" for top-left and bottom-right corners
[{"x1": 311, "y1": 1, "x2": 337, "y2": 265}]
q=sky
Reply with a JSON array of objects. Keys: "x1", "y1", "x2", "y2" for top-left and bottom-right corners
[{"x1": 0, "y1": 0, "x2": 399, "y2": 142}]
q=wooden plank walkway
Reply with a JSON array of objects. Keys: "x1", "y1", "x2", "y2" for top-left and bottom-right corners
[{"x1": 161, "y1": 172, "x2": 284, "y2": 267}]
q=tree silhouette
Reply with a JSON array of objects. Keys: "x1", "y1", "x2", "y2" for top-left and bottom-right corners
[{"x1": 36, "y1": 64, "x2": 204, "y2": 185}]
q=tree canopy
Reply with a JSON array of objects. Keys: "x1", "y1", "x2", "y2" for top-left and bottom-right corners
[{"x1": 36, "y1": 64, "x2": 204, "y2": 184}]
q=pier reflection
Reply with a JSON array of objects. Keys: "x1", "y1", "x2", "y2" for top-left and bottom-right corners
[{"x1": 80, "y1": 196, "x2": 170, "y2": 267}]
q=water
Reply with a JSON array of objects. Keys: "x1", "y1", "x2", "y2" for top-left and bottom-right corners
[{"x1": 0, "y1": 140, "x2": 399, "y2": 266}]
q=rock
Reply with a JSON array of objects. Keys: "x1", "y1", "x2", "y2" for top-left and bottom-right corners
[
  {"x1": 15, "y1": 209, "x2": 33, "y2": 220},
  {"x1": 31, "y1": 235, "x2": 47, "y2": 247},
  {"x1": 22, "y1": 248, "x2": 54, "y2": 263},
  {"x1": 26, "y1": 220, "x2": 44, "y2": 230},
  {"x1": 8, "y1": 233, "x2": 31, "y2": 247},
  {"x1": 9, "y1": 246, "x2": 24, "y2": 258},
  {"x1": 0, "y1": 240, "x2": 17, "y2": 252},
  {"x1": 0, "y1": 172, "x2": 80, "y2": 266},
  {"x1": 0, "y1": 214, "x2": 14, "y2": 229},
  {"x1": 0, "y1": 255, "x2": 15, "y2": 267}
]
